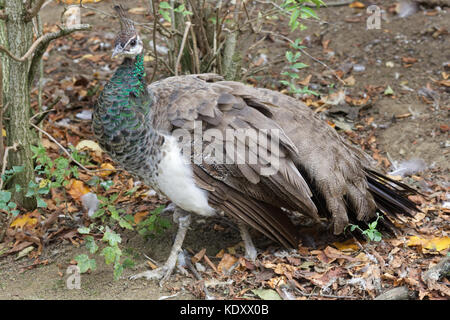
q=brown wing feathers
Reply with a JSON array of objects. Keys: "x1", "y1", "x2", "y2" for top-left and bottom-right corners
[{"x1": 149, "y1": 74, "x2": 420, "y2": 248}]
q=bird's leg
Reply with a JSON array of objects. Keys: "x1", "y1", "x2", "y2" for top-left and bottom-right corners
[
  {"x1": 162, "y1": 202, "x2": 176, "y2": 214},
  {"x1": 238, "y1": 222, "x2": 258, "y2": 261},
  {"x1": 130, "y1": 208, "x2": 191, "y2": 286}
]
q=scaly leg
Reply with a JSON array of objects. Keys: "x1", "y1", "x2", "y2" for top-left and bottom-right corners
[
  {"x1": 130, "y1": 208, "x2": 191, "y2": 286},
  {"x1": 238, "y1": 222, "x2": 258, "y2": 261}
]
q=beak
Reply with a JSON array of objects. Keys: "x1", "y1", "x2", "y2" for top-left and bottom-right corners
[{"x1": 112, "y1": 45, "x2": 122, "y2": 58}]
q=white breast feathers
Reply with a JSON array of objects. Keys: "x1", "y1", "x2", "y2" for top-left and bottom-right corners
[{"x1": 156, "y1": 135, "x2": 216, "y2": 217}]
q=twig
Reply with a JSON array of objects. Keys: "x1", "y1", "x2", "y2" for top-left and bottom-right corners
[
  {"x1": 32, "y1": 13, "x2": 45, "y2": 115},
  {"x1": 189, "y1": 26, "x2": 200, "y2": 74},
  {"x1": 80, "y1": 3, "x2": 177, "y2": 37},
  {"x1": 29, "y1": 109, "x2": 122, "y2": 174},
  {"x1": 242, "y1": 1, "x2": 255, "y2": 33},
  {"x1": 202, "y1": 41, "x2": 225, "y2": 73},
  {"x1": 0, "y1": 23, "x2": 90, "y2": 78},
  {"x1": 175, "y1": 21, "x2": 192, "y2": 76},
  {"x1": 242, "y1": 57, "x2": 285, "y2": 79},
  {"x1": 30, "y1": 106, "x2": 57, "y2": 126},
  {"x1": 184, "y1": 1, "x2": 200, "y2": 74},
  {"x1": 79, "y1": 4, "x2": 115, "y2": 18},
  {"x1": 187, "y1": 0, "x2": 212, "y2": 58},
  {"x1": 147, "y1": 52, "x2": 175, "y2": 75},
  {"x1": 149, "y1": 0, "x2": 158, "y2": 83},
  {"x1": 181, "y1": 250, "x2": 215, "y2": 300},
  {"x1": 0, "y1": 34, "x2": 48, "y2": 62},
  {"x1": 29, "y1": 120, "x2": 91, "y2": 172},
  {"x1": 304, "y1": 0, "x2": 354, "y2": 7},
  {"x1": 28, "y1": 24, "x2": 91, "y2": 85}
]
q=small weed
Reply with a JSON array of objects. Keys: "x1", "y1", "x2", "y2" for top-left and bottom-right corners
[{"x1": 347, "y1": 212, "x2": 383, "y2": 242}]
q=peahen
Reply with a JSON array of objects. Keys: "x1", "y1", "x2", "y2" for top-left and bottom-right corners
[{"x1": 92, "y1": 6, "x2": 419, "y2": 283}]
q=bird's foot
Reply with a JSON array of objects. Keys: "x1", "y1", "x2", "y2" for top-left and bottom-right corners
[
  {"x1": 162, "y1": 202, "x2": 176, "y2": 214},
  {"x1": 130, "y1": 263, "x2": 176, "y2": 286},
  {"x1": 130, "y1": 210, "x2": 192, "y2": 286},
  {"x1": 238, "y1": 222, "x2": 258, "y2": 262},
  {"x1": 244, "y1": 244, "x2": 258, "y2": 262}
]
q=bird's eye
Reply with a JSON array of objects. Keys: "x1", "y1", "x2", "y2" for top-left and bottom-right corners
[{"x1": 130, "y1": 39, "x2": 136, "y2": 47}]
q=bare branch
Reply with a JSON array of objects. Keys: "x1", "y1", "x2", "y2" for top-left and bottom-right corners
[
  {"x1": 25, "y1": 0, "x2": 46, "y2": 22},
  {"x1": 149, "y1": 0, "x2": 158, "y2": 83},
  {"x1": 0, "y1": 23, "x2": 90, "y2": 66},
  {"x1": 175, "y1": 21, "x2": 192, "y2": 76},
  {"x1": 28, "y1": 23, "x2": 91, "y2": 85},
  {"x1": 0, "y1": 33, "x2": 48, "y2": 62},
  {"x1": 29, "y1": 111, "x2": 120, "y2": 174},
  {"x1": 29, "y1": 120, "x2": 91, "y2": 173}
]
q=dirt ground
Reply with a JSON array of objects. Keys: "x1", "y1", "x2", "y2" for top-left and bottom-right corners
[{"x1": 0, "y1": 0, "x2": 448, "y2": 300}]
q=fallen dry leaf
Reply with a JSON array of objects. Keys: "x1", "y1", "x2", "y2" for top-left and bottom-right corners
[
  {"x1": 324, "y1": 246, "x2": 356, "y2": 262},
  {"x1": 67, "y1": 179, "x2": 90, "y2": 201},
  {"x1": 343, "y1": 75, "x2": 356, "y2": 86},
  {"x1": 133, "y1": 211, "x2": 149, "y2": 224},
  {"x1": 191, "y1": 248, "x2": 206, "y2": 264},
  {"x1": 407, "y1": 236, "x2": 450, "y2": 252},
  {"x1": 217, "y1": 253, "x2": 238, "y2": 274},
  {"x1": 333, "y1": 239, "x2": 359, "y2": 252},
  {"x1": 99, "y1": 163, "x2": 116, "y2": 177},
  {"x1": 11, "y1": 213, "x2": 38, "y2": 229},
  {"x1": 298, "y1": 74, "x2": 312, "y2": 86},
  {"x1": 349, "y1": 1, "x2": 365, "y2": 9},
  {"x1": 128, "y1": 7, "x2": 148, "y2": 15},
  {"x1": 76, "y1": 140, "x2": 103, "y2": 159},
  {"x1": 402, "y1": 57, "x2": 418, "y2": 64},
  {"x1": 147, "y1": 260, "x2": 158, "y2": 270}
]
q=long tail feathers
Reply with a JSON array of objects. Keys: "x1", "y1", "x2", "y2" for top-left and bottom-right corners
[{"x1": 365, "y1": 169, "x2": 421, "y2": 234}]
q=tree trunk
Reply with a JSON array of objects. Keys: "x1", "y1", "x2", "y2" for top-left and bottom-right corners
[{"x1": 0, "y1": 0, "x2": 37, "y2": 210}]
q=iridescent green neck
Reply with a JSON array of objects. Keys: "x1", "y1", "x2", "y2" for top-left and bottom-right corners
[
  {"x1": 95, "y1": 52, "x2": 152, "y2": 124},
  {"x1": 121, "y1": 53, "x2": 146, "y2": 91},
  {"x1": 131, "y1": 53, "x2": 145, "y2": 81}
]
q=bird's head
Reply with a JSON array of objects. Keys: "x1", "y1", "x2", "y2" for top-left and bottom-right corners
[{"x1": 112, "y1": 5, "x2": 143, "y2": 59}]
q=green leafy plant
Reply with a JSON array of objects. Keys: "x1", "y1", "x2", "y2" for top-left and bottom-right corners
[
  {"x1": 76, "y1": 203, "x2": 170, "y2": 279},
  {"x1": 28, "y1": 144, "x2": 79, "y2": 208},
  {"x1": 278, "y1": 1, "x2": 322, "y2": 96},
  {"x1": 281, "y1": 0, "x2": 322, "y2": 31},
  {"x1": 280, "y1": 39, "x2": 318, "y2": 96},
  {"x1": 159, "y1": 1, "x2": 192, "y2": 23},
  {"x1": 0, "y1": 166, "x2": 23, "y2": 217},
  {"x1": 136, "y1": 205, "x2": 171, "y2": 238},
  {"x1": 347, "y1": 213, "x2": 383, "y2": 242},
  {"x1": 68, "y1": 145, "x2": 94, "y2": 167},
  {"x1": 75, "y1": 176, "x2": 170, "y2": 279},
  {"x1": 76, "y1": 226, "x2": 134, "y2": 280},
  {"x1": 91, "y1": 192, "x2": 134, "y2": 230}
]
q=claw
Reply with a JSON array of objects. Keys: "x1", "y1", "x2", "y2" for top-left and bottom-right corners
[
  {"x1": 130, "y1": 268, "x2": 166, "y2": 281},
  {"x1": 130, "y1": 208, "x2": 192, "y2": 286},
  {"x1": 130, "y1": 264, "x2": 175, "y2": 286}
]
